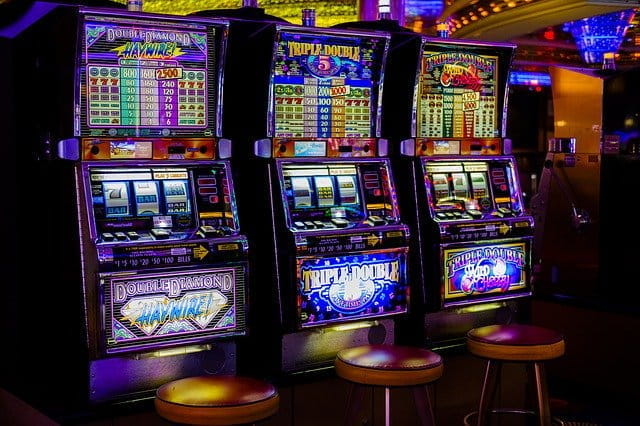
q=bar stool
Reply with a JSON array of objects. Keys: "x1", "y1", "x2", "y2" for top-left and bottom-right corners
[
  {"x1": 155, "y1": 375, "x2": 279, "y2": 425},
  {"x1": 465, "y1": 324, "x2": 565, "y2": 426},
  {"x1": 335, "y1": 344, "x2": 443, "y2": 426}
]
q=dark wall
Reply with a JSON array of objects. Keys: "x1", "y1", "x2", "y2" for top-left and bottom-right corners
[
  {"x1": 603, "y1": 67, "x2": 640, "y2": 152},
  {"x1": 506, "y1": 84, "x2": 554, "y2": 208},
  {"x1": 600, "y1": 68, "x2": 640, "y2": 301},
  {"x1": 0, "y1": 36, "x2": 19, "y2": 390}
]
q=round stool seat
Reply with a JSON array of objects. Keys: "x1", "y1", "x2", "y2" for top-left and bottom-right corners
[
  {"x1": 467, "y1": 324, "x2": 565, "y2": 361},
  {"x1": 335, "y1": 344, "x2": 443, "y2": 386},
  {"x1": 155, "y1": 376, "x2": 279, "y2": 425}
]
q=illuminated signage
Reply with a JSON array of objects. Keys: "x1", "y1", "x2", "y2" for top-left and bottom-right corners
[
  {"x1": 418, "y1": 49, "x2": 499, "y2": 139},
  {"x1": 273, "y1": 31, "x2": 386, "y2": 138},
  {"x1": 294, "y1": 140, "x2": 327, "y2": 157},
  {"x1": 297, "y1": 250, "x2": 408, "y2": 327},
  {"x1": 105, "y1": 268, "x2": 240, "y2": 351},
  {"x1": 80, "y1": 15, "x2": 217, "y2": 137},
  {"x1": 443, "y1": 241, "x2": 528, "y2": 302}
]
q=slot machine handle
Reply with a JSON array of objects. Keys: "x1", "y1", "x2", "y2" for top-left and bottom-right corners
[
  {"x1": 503, "y1": 138, "x2": 512, "y2": 155},
  {"x1": 377, "y1": 139, "x2": 388, "y2": 157},
  {"x1": 57, "y1": 138, "x2": 80, "y2": 161},
  {"x1": 531, "y1": 155, "x2": 591, "y2": 273},
  {"x1": 400, "y1": 138, "x2": 415, "y2": 156},
  {"x1": 218, "y1": 138, "x2": 232, "y2": 159},
  {"x1": 549, "y1": 163, "x2": 591, "y2": 232},
  {"x1": 254, "y1": 138, "x2": 272, "y2": 158}
]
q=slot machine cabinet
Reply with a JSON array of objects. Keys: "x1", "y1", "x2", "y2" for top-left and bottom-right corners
[
  {"x1": 245, "y1": 26, "x2": 411, "y2": 375},
  {"x1": 531, "y1": 141, "x2": 600, "y2": 299},
  {"x1": 393, "y1": 38, "x2": 533, "y2": 347},
  {"x1": 4, "y1": 6, "x2": 247, "y2": 415}
]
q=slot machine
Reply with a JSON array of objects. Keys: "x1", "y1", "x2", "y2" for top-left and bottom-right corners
[
  {"x1": 394, "y1": 38, "x2": 533, "y2": 346},
  {"x1": 246, "y1": 25, "x2": 410, "y2": 374},
  {"x1": 4, "y1": 5, "x2": 247, "y2": 414}
]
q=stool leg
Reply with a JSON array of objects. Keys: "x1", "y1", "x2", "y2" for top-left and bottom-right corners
[
  {"x1": 412, "y1": 385, "x2": 435, "y2": 426},
  {"x1": 384, "y1": 386, "x2": 391, "y2": 426},
  {"x1": 477, "y1": 360, "x2": 502, "y2": 426},
  {"x1": 534, "y1": 362, "x2": 552, "y2": 426},
  {"x1": 343, "y1": 382, "x2": 366, "y2": 426}
]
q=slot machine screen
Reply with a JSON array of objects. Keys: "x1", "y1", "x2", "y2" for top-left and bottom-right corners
[
  {"x1": 79, "y1": 14, "x2": 219, "y2": 137},
  {"x1": 416, "y1": 47, "x2": 501, "y2": 139},
  {"x1": 89, "y1": 164, "x2": 237, "y2": 237},
  {"x1": 271, "y1": 30, "x2": 387, "y2": 138},
  {"x1": 280, "y1": 161, "x2": 398, "y2": 229},
  {"x1": 282, "y1": 163, "x2": 365, "y2": 226},
  {"x1": 423, "y1": 159, "x2": 523, "y2": 219}
]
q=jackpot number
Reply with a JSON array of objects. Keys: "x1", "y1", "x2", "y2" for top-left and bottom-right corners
[
  {"x1": 463, "y1": 101, "x2": 478, "y2": 111},
  {"x1": 462, "y1": 91, "x2": 479, "y2": 102},
  {"x1": 156, "y1": 67, "x2": 183, "y2": 80}
]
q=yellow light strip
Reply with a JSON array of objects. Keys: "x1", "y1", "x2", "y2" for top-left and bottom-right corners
[
  {"x1": 112, "y1": 0, "x2": 359, "y2": 27},
  {"x1": 328, "y1": 320, "x2": 378, "y2": 332}
]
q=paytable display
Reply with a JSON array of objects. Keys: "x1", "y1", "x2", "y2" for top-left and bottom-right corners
[
  {"x1": 80, "y1": 15, "x2": 216, "y2": 137},
  {"x1": 272, "y1": 31, "x2": 385, "y2": 138},
  {"x1": 417, "y1": 51, "x2": 499, "y2": 139}
]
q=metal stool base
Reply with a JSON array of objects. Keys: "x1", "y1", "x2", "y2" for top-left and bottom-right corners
[
  {"x1": 464, "y1": 408, "x2": 538, "y2": 426},
  {"x1": 343, "y1": 383, "x2": 435, "y2": 426}
]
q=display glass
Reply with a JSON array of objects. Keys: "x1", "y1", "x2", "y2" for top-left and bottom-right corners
[
  {"x1": 280, "y1": 161, "x2": 398, "y2": 230},
  {"x1": 297, "y1": 249, "x2": 408, "y2": 327},
  {"x1": 294, "y1": 140, "x2": 327, "y2": 157},
  {"x1": 89, "y1": 164, "x2": 237, "y2": 240},
  {"x1": 272, "y1": 30, "x2": 386, "y2": 138},
  {"x1": 442, "y1": 241, "x2": 529, "y2": 304},
  {"x1": 417, "y1": 49, "x2": 499, "y2": 138},
  {"x1": 104, "y1": 266, "x2": 245, "y2": 352},
  {"x1": 423, "y1": 158, "x2": 522, "y2": 220},
  {"x1": 80, "y1": 15, "x2": 218, "y2": 137}
]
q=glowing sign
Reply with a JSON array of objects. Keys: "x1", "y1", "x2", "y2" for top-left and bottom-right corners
[
  {"x1": 80, "y1": 15, "x2": 217, "y2": 137},
  {"x1": 120, "y1": 290, "x2": 228, "y2": 336},
  {"x1": 443, "y1": 241, "x2": 529, "y2": 303},
  {"x1": 509, "y1": 71, "x2": 551, "y2": 86},
  {"x1": 418, "y1": 50, "x2": 499, "y2": 139},
  {"x1": 294, "y1": 140, "x2": 327, "y2": 157},
  {"x1": 105, "y1": 268, "x2": 241, "y2": 352},
  {"x1": 297, "y1": 250, "x2": 408, "y2": 327},
  {"x1": 272, "y1": 30, "x2": 386, "y2": 138}
]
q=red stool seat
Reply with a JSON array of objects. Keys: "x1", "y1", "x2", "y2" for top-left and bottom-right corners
[
  {"x1": 466, "y1": 324, "x2": 566, "y2": 426},
  {"x1": 467, "y1": 324, "x2": 565, "y2": 361},
  {"x1": 155, "y1": 376, "x2": 279, "y2": 425},
  {"x1": 336, "y1": 344, "x2": 443, "y2": 386},
  {"x1": 335, "y1": 345, "x2": 443, "y2": 426}
]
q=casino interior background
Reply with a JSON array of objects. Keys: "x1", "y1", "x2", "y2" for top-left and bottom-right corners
[{"x1": 1, "y1": 0, "x2": 640, "y2": 425}]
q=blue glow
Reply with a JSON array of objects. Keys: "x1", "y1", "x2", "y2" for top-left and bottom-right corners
[
  {"x1": 405, "y1": 0, "x2": 445, "y2": 18},
  {"x1": 509, "y1": 71, "x2": 551, "y2": 86},
  {"x1": 298, "y1": 251, "x2": 408, "y2": 327},
  {"x1": 563, "y1": 10, "x2": 636, "y2": 64}
]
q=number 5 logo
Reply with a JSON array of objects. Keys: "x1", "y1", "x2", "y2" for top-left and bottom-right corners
[{"x1": 317, "y1": 55, "x2": 330, "y2": 71}]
